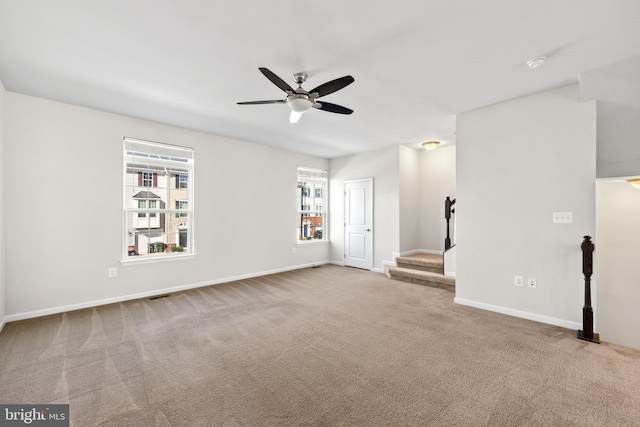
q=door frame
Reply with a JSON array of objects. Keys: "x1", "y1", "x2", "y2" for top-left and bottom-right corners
[{"x1": 344, "y1": 178, "x2": 373, "y2": 270}]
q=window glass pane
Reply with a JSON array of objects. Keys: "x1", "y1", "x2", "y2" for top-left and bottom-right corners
[
  {"x1": 124, "y1": 138, "x2": 194, "y2": 259},
  {"x1": 297, "y1": 167, "x2": 327, "y2": 242},
  {"x1": 298, "y1": 213, "x2": 324, "y2": 240}
]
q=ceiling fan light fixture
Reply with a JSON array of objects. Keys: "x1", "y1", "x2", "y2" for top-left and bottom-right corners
[
  {"x1": 289, "y1": 111, "x2": 303, "y2": 124},
  {"x1": 627, "y1": 178, "x2": 640, "y2": 189},
  {"x1": 422, "y1": 141, "x2": 440, "y2": 150},
  {"x1": 287, "y1": 97, "x2": 313, "y2": 113}
]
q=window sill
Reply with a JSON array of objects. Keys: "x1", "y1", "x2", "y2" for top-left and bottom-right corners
[
  {"x1": 297, "y1": 240, "x2": 328, "y2": 246},
  {"x1": 120, "y1": 253, "x2": 196, "y2": 266}
]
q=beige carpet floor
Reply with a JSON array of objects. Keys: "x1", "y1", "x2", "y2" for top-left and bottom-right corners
[{"x1": 1, "y1": 264, "x2": 640, "y2": 426}]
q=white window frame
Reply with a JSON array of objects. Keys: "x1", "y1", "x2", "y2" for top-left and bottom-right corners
[
  {"x1": 297, "y1": 167, "x2": 328, "y2": 244},
  {"x1": 122, "y1": 137, "x2": 195, "y2": 265}
]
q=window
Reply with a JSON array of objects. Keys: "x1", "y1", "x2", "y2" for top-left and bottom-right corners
[
  {"x1": 297, "y1": 167, "x2": 327, "y2": 242},
  {"x1": 138, "y1": 200, "x2": 146, "y2": 218},
  {"x1": 175, "y1": 200, "x2": 188, "y2": 218},
  {"x1": 140, "y1": 172, "x2": 156, "y2": 187},
  {"x1": 124, "y1": 137, "x2": 194, "y2": 260},
  {"x1": 177, "y1": 174, "x2": 188, "y2": 189}
]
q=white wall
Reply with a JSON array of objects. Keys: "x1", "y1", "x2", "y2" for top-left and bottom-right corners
[
  {"x1": 418, "y1": 145, "x2": 456, "y2": 252},
  {"x1": 4, "y1": 92, "x2": 329, "y2": 318},
  {"x1": 0, "y1": 80, "x2": 6, "y2": 331},
  {"x1": 580, "y1": 55, "x2": 640, "y2": 178},
  {"x1": 456, "y1": 85, "x2": 596, "y2": 329},
  {"x1": 330, "y1": 146, "x2": 399, "y2": 271},
  {"x1": 399, "y1": 145, "x2": 420, "y2": 254},
  {"x1": 595, "y1": 181, "x2": 640, "y2": 349}
]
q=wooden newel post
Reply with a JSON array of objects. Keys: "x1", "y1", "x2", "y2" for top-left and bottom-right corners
[{"x1": 577, "y1": 235, "x2": 599, "y2": 343}]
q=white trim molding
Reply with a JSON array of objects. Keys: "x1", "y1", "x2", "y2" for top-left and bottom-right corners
[
  {"x1": 399, "y1": 250, "x2": 419, "y2": 257},
  {"x1": 387, "y1": 252, "x2": 401, "y2": 267},
  {"x1": 121, "y1": 253, "x2": 196, "y2": 266},
  {"x1": 381, "y1": 259, "x2": 396, "y2": 268},
  {"x1": 419, "y1": 249, "x2": 444, "y2": 255},
  {"x1": 5, "y1": 261, "x2": 334, "y2": 323},
  {"x1": 454, "y1": 297, "x2": 582, "y2": 331},
  {"x1": 0, "y1": 317, "x2": 6, "y2": 334}
]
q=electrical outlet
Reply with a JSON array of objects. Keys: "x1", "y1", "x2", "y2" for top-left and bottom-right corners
[
  {"x1": 108, "y1": 267, "x2": 117, "y2": 277},
  {"x1": 528, "y1": 277, "x2": 536, "y2": 289},
  {"x1": 514, "y1": 276, "x2": 524, "y2": 287}
]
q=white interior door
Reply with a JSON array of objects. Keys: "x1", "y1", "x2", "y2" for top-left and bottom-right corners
[{"x1": 344, "y1": 178, "x2": 373, "y2": 270}]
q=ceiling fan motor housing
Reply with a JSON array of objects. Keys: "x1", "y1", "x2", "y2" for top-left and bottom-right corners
[{"x1": 293, "y1": 72, "x2": 308, "y2": 85}]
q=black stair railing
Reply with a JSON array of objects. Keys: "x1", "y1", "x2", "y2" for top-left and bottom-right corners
[
  {"x1": 444, "y1": 197, "x2": 456, "y2": 250},
  {"x1": 577, "y1": 235, "x2": 599, "y2": 344}
]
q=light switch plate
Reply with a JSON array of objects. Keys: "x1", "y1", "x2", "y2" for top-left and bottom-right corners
[{"x1": 553, "y1": 212, "x2": 573, "y2": 223}]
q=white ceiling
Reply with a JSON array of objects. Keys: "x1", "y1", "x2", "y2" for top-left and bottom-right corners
[{"x1": 1, "y1": 1, "x2": 640, "y2": 158}]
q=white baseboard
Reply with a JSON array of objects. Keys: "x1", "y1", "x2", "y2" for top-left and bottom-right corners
[
  {"x1": 0, "y1": 316, "x2": 6, "y2": 334},
  {"x1": 328, "y1": 260, "x2": 345, "y2": 266},
  {"x1": 444, "y1": 271, "x2": 456, "y2": 277},
  {"x1": 399, "y1": 250, "x2": 419, "y2": 257},
  {"x1": 372, "y1": 267, "x2": 385, "y2": 273},
  {"x1": 454, "y1": 297, "x2": 582, "y2": 331},
  {"x1": 419, "y1": 249, "x2": 444, "y2": 255},
  {"x1": 399, "y1": 249, "x2": 444, "y2": 257},
  {"x1": 381, "y1": 259, "x2": 396, "y2": 268},
  {"x1": 5, "y1": 261, "x2": 335, "y2": 323}
]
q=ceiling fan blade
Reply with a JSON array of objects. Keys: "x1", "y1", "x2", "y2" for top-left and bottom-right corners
[
  {"x1": 259, "y1": 67, "x2": 294, "y2": 93},
  {"x1": 237, "y1": 100, "x2": 286, "y2": 105},
  {"x1": 309, "y1": 76, "x2": 354, "y2": 98},
  {"x1": 290, "y1": 111, "x2": 303, "y2": 124},
  {"x1": 314, "y1": 101, "x2": 353, "y2": 115}
]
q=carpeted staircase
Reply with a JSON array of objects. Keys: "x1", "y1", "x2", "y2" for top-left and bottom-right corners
[{"x1": 387, "y1": 253, "x2": 455, "y2": 291}]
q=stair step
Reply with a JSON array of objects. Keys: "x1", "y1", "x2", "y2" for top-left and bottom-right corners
[
  {"x1": 388, "y1": 266, "x2": 455, "y2": 292},
  {"x1": 395, "y1": 254, "x2": 443, "y2": 274}
]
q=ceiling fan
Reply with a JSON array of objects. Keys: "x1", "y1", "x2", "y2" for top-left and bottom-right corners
[{"x1": 238, "y1": 67, "x2": 354, "y2": 123}]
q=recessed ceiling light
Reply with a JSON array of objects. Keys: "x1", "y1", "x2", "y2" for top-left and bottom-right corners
[{"x1": 527, "y1": 56, "x2": 546, "y2": 69}]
